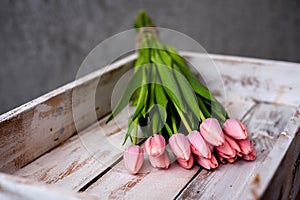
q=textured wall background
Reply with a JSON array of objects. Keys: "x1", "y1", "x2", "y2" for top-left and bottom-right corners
[{"x1": 1, "y1": 0, "x2": 300, "y2": 114}]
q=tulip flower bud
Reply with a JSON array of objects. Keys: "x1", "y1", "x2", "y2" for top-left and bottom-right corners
[
  {"x1": 169, "y1": 133, "x2": 191, "y2": 161},
  {"x1": 177, "y1": 155, "x2": 194, "y2": 169},
  {"x1": 237, "y1": 138, "x2": 253, "y2": 155},
  {"x1": 224, "y1": 135, "x2": 242, "y2": 156},
  {"x1": 187, "y1": 130, "x2": 212, "y2": 158},
  {"x1": 144, "y1": 134, "x2": 166, "y2": 157},
  {"x1": 200, "y1": 118, "x2": 225, "y2": 146},
  {"x1": 215, "y1": 140, "x2": 236, "y2": 159},
  {"x1": 195, "y1": 154, "x2": 218, "y2": 170},
  {"x1": 223, "y1": 119, "x2": 248, "y2": 140},
  {"x1": 215, "y1": 135, "x2": 241, "y2": 158},
  {"x1": 123, "y1": 145, "x2": 144, "y2": 174},
  {"x1": 237, "y1": 138, "x2": 256, "y2": 161},
  {"x1": 149, "y1": 151, "x2": 170, "y2": 169},
  {"x1": 243, "y1": 147, "x2": 256, "y2": 161}
]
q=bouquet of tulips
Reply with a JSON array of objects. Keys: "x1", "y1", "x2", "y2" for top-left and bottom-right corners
[{"x1": 106, "y1": 10, "x2": 256, "y2": 174}]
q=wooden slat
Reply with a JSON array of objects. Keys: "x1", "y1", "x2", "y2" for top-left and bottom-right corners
[
  {"x1": 255, "y1": 107, "x2": 300, "y2": 200},
  {"x1": 212, "y1": 54, "x2": 300, "y2": 107},
  {"x1": 0, "y1": 172, "x2": 98, "y2": 200},
  {"x1": 14, "y1": 107, "x2": 134, "y2": 191},
  {"x1": 84, "y1": 101, "x2": 254, "y2": 199},
  {"x1": 0, "y1": 55, "x2": 136, "y2": 173},
  {"x1": 87, "y1": 159, "x2": 199, "y2": 199},
  {"x1": 176, "y1": 103, "x2": 295, "y2": 199},
  {"x1": 183, "y1": 52, "x2": 300, "y2": 107}
]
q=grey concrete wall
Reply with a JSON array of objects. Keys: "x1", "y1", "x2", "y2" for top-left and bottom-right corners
[{"x1": 1, "y1": 0, "x2": 300, "y2": 114}]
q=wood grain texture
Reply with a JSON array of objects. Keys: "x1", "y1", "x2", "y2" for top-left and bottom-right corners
[
  {"x1": 0, "y1": 172, "x2": 98, "y2": 200},
  {"x1": 184, "y1": 52, "x2": 300, "y2": 107},
  {"x1": 256, "y1": 107, "x2": 300, "y2": 200},
  {"x1": 176, "y1": 103, "x2": 295, "y2": 200},
  {"x1": 86, "y1": 159, "x2": 199, "y2": 200},
  {"x1": 0, "y1": 55, "x2": 136, "y2": 174},
  {"x1": 14, "y1": 107, "x2": 134, "y2": 191}
]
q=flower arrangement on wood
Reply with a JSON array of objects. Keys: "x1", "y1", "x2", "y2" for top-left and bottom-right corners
[{"x1": 106, "y1": 10, "x2": 256, "y2": 174}]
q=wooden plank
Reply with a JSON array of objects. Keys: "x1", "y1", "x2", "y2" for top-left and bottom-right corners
[
  {"x1": 0, "y1": 172, "x2": 98, "y2": 200},
  {"x1": 255, "y1": 107, "x2": 300, "y2": 200},
  {"x1": 14, "y1": 107, "x2": 134, "y2": 191},
  {"x1": 212, "y1": 54, "x2": 300, "y2": 107},
  {"x1": 84, "y1": 100, "x2": 254, "y2": 199},
  {"x1": 176, "y1": 103, "x2": 295, "y2": 200},
  {"x1": 0, "y1": 55, "x2": 136, "y2": 174},
  {"x1": 86, "y1": 158, "x2": 200, "y2": 199},
  {"x1": 182, "y1": 52, "x2": 300, "y2": 107}
]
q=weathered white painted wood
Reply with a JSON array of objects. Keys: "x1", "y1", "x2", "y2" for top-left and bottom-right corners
[
  {"x1": 14, "y1": 107, "x2": 134, "y2": 191},
  {"x1": 183, "y1": 52, "x2": 300, "y2": 107},
  {"x1": 176, "y1": 103, "x2": 295, "y2": 200},
  {"x1": 1, "y1": 52, "x2": 299, "y2": 200},
  {"x1": 0, "y1": 54, "x2": 136, "y2": 174},
  {"x1": 87, "y1": 159, "x2": 199, "y2": 199},
  {"x1": 0, "y1": 172, "x2": 98, "y2": 200},
  {"x1": 84, "y1": 100, "x2": 254, "y2": 199},
  {"x1": 250, "y1": 107, "x2": 300, "y2": 200}
]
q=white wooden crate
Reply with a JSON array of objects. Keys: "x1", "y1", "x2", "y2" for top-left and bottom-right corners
[{"x1": 0, "y1": 53, "x2": 299, "y2": 200}]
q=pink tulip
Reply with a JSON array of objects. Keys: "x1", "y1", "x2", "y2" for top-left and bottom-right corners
[
  {"x1": 243, "y1": 147, "x2": 256, "y2": 161},
  {"x1": 224, "y1": 135, "x2": 242, "y2": 156},
  {"x1": 200, "y1": 118, "x2": 225, "y2": 146},
  {"x1": 177, "y1": 155, "x2": 194, "y2": 169},
  {"x1": 237, "y1": 138, "x2": 254, "y2": 155},
  {"x1": 149, "y1": 151, "x2": 170, "y2": 169},
  {"x1": 144, "y1": 134, "x2": 166, "y2": 157},
  {"x1": 215, "y1": 135, "x2": 240, "y2": 159},
  {"x1": 123, "y1": 145, "x2": 144, "y2": 174},
  {"x1": 215, "y1": 142, "x2": 236, "y2": 159},
  {"x1": 223, "y1": 119, "x2": 248, "y2": 140},
  {"x1": 226, "y1": 157, "x2": 236, "y2": 163},
  {"x1": 187, "y1": 130, "x2": 212, "y2": 158},
  {"x1": 237, "y1": 138, "x2": 256, "y2": 161},
  {"x1": 217, "y1": 152, "x2": 238, "y2": 164},
  {"x1": 169, "y1": 133, "x2": 191, "y2": 161},
  {"x1": 195, "y1": 154, "x2": 218, "y2": 170}
]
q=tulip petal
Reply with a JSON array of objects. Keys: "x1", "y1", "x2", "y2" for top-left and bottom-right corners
[
  {"x1": 169, "y1": 133, "x2": 191, "y2": 161},
  {"x1": 123, "y1": 145, "x2": 144, "y2": 174},
  {"x1": 237, "y1": 138, "x2": 253, "y2": 155},
  {"x1": 149, "y1": 151, "x2": 170, "y2": 169},
  {"x1": 223, "y1": 119, "x2": 248, "y2": 140},
  {"x1": 195, "y1": 154, "x2": 218, "y2": 170},
  {"x1": 145, "y1": 134, "x2": 166, "y2": 157},
  {"x1": 200, "y1": 118, "x2": 225, "y2": 146},
  {"x1": 187, "y1": 130, "x2": 212, "y2": 158},
  {"x1": 177, "y1": 155, "x2": 194, "y2": 169}
]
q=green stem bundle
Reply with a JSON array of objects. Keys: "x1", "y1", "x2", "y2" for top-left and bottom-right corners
[{"x1": 106, "y1": 10, "x2": 229, "y2": 145}]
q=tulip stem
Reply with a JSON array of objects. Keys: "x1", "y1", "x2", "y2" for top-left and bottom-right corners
[
  {"x1": 174, "y1": 104, "x2": 192, "y2": 133},
  {"x1": 199, "y1": 109, "x2": 206, "y2": 121},
  {"x1": 171, "y1": 116, "x2": 178, "y2": 133},
  {"x1": 132, "y1": 119, "x2": 139, "y2": 145}
]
